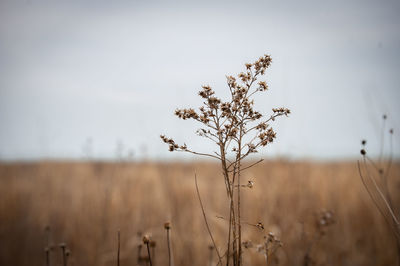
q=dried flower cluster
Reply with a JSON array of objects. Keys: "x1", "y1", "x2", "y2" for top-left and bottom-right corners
[
  {"x1": 161, "y1": 55, "x2": 290, "y2": 265},
  {"x1": 242, "y1": 232, "x2": 282, "y2": 265}
]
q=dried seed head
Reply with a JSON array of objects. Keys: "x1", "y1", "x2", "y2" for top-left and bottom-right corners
[
  {"x1": 59, "y1": 243, "x2": 66, "y2": 248},
  {"x1": 208, "y1": 244, "x2": 214, "y2": 250},
  {"x1": 65, "y1": 249, "x2": 71, "y2": 256},
  {"x1": 383, "y1": 114, "x2": 387, "y2": 120},
  {"x1": 175, "y1": 108, "x2": 199, "y2": 120},
  {"x1": 272, "y1": 107, "x2": 291, "y2": 116},
  {"x1": 142, "y1": 235, "x2": 150, "y2": 244},
  {"x1": 361, "y1": 140, "x2": 366, "y2": 146},
  {"x1": 164, "y1": 222, "x2": 171, "y2": 230},
  {"x1": 360, "y1": 149, "x2": 366, "y2": 156},
  {"x1": 256, "y1": 222, "x2": 265, "y2": 230},
  {"x1": 265, "y1": 232, "x2": 276, "y2": 245},
  {"x1": 258, "y1": 81, "x2": 268, "y2": 91},
  {"x1": 150, "y1": 241, "x2": 156, "y2": 247},
  {"x1": 389, "y1": 128, "x2": 393, "y2": 134},
  {"x1": 246, "y1": 180, "x2": 254, "y2": 188}
]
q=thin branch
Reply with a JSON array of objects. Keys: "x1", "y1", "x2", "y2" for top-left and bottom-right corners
[
  {"x1": 383, "y1": 132, "x2": 394, "y2": 207},
  {"x1": 200, "y1": 132, "x2": 220, "y2": 144},
  {"x1": 362, "y1": 157, "x2": 399, "y2": 225},
  {"x1": 358, "y1": 160, "x2": 393, "y2": 228},
  {"x1": 194, "y1": 174, "x2": 223, "y2": 265},
  {"x1": 182, "y1": 149, "x2": 222, "y2": 161},
  {"x1": 117, "y1": 230, "x2": 120, "y2": 266},
  {"x1": 216, "y1": 215, "x2": 265, "y2": 231},
  {"x1": 241, "y1": 159, "x2": 264, "y2": 172}
]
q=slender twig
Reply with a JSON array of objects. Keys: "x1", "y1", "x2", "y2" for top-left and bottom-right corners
[
  {"x1": 59, "y1": 244, "x2": 67, "y2": 266},
  {"x1": 45, "y1": 226, "x2": 51, "y2": 266},
  {"x1": 194, "y1": 173, "x2": 223, "y2": 265},
  {"x1": 146, "y1": 243, "x2": 152, "y2": 266},
  {"x1": 117, "y1": 230, "x2": 120, "y2": 266},
  {"x1": 45, "y1": 247, "x2": 50, "y2": 266},
  {"x1": 241, "y1": 159, "x2": 264, "y2": 172},
  {"x1": 181, "y1": 149, "x2": 222, "y2": 161},
  {"x1": 358, "y1": 160, "x2": 400, "y2": 241},
  {"x1": 65, "y1": 250, "x2": 70, "y2": 266},
  {"x1": 383, "y1": 132, "x2": 394, "y2": 207},
  {"x1": 237, "y1": 129, "x2": 243, "y2": 266},
  {"x1": 363, "y1": 157, "x2": 399, "y2": 225},
  {"x1": 165, "y1": 223, "x2": 172, "y2": 266},
  {"x1": 216, "y1": 215, "x2": 265, "y2": 231},
  {"x1": 143, "y1": 236, "x2": 153, "y2": 266}
]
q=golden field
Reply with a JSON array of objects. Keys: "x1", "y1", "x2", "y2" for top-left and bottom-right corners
[{"x1": 0, "y1": 160, "x2": 399, "y2": 266}]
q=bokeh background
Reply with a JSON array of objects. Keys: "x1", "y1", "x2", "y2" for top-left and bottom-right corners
[
  {"x1": 1, "y1": 0, "x2": 399, "y2": 161},
  {"x1": 1, "y1": 1, "x2": 400, "y2": 266}
]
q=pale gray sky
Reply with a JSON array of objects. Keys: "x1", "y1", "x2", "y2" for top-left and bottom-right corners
[{"x1": 0, "y1": 0, "x2": 399, "y2": 160}]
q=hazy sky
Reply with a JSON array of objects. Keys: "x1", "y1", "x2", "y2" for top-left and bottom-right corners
[{"x1": 0, "y1": 0, "x2": 399, "y2": 160}]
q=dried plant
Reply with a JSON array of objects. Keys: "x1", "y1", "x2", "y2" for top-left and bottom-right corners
[
  {"x1": 44, "y1": 226, "x2": 52, "y2": 266},
  {"x1": 241, "y1": 231, "x2": 282, "y2": 266},
  {"x1": 59, "y1": 243, "x2": 67, "y2": 266},
  {"x1": 117, "y1": 230, "x2": 120, "y2": 266},
  {"x1": 65, "y1": 249, "x2": 71, "y2": 266},
  {"x1": 303, "y1": 209, "x2": 335, "y2": 266},
  {"x1": 259, "y1": 232, "x2": 283, "y2": 266},
  {"x1": 164, "y1": 222, "x2": 173, "y2": 266},
  {"x1": 142, "y1": 235, "x2": 153, "y2": 266},
  {"x1": 161, "y1": 54, "x2": 290, "y2": 265},
  {"x1": 358, "y1": 115, "x2": 399, "y2": 264}
]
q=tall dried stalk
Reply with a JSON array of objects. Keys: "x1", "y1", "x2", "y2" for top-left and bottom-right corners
[
  {"x1": 45, "y1": 226, "x2": 51, "y2": 266},
  {"x1": 143, "y1": 235, "x2": 153, "y2": 266},
  {"x1": 59, "y1": 243, "x2": 67, "y2": 266},
  {"x1": 359, "y1": 116, "x2": 400, "y2": 264},
  {"x1": 161, "y1": 55, "x2": 290, "y2": 265},
  {"x1": 164, "y1": 222, "x2": 172, "y2": 266},
  {"x1": 117, "y1": 230, "x2": 120, "y2": 266}
]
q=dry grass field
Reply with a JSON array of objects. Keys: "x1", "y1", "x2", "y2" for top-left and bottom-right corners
[{"x1": 0, "y1": 160, "x2": 399, "y2": 266}]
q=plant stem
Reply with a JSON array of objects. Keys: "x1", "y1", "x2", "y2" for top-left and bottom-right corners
[
  {"x1": 117, "y1": 230, "x2": 120, "y2": 266},
  {"x1": 146, "y1": 242, "x2": 152, "y2": 266},
  {"x1": 195, "y1": 174, "x2": 223, "y2": 265},
  {"x1": 167, "y1": 229, "x2": 172, "y2": 266}
]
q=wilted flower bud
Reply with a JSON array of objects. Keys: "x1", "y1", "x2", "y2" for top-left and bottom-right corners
[
  {"x1": 164, "y1": 222, "x2": 171, "y2": 230},
  {"x1": 142, "y1": 235, "x2": 150, "y2": 244}
]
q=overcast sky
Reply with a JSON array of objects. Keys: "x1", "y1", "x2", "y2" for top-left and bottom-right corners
[{"x1": 0, "y1": 0, "x2": 399, "y2": 161}]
